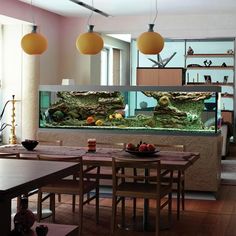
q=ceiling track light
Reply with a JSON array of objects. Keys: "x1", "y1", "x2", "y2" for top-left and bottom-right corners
[{"x1": 69, "y1": 0, "x2": 111, "y2": 17}]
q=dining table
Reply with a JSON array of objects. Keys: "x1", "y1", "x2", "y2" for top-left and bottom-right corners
[
  {"x1": 0, "y1": 158, "x2": 80, "y2": 236},
  {"x1": 0, "y1": 144, "x2": 200, "y2": 232}
]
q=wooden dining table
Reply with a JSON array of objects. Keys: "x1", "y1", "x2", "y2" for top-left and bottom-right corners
[
  {"x1": 0, "y1": 158, "x2": 80, "y2": 236},
  {"x1": 0, "y1": 144, "x2": 199, "y2": 233}
]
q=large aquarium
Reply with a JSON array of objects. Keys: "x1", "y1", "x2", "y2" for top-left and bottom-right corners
[{"x1": 39, "y1": 85, "x2": 221, "y2": 134}]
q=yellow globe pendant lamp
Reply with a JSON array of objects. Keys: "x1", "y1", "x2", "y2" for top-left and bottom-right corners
[
  {"x1": 76, "y1": 25, "x2": 103, "y2": 55},
  {"x1": 137, "y1": 23, "x2": 164, "y2": 55},
  {"x1": 21, "y1": 25, "x2": 48, "y2": 55}
]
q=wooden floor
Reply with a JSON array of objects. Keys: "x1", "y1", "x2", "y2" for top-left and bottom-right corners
[{"x1": 26, "y1": 184, "x2": 236, "y2": 236}]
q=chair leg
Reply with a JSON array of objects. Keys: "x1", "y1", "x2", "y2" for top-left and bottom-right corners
[
  {"x1": 155, "y1": 198, "x2": 161, "y2": 236},
  {"x1": 176, "y1": 171, "x2": 182, "y2": 220},
  {"x1": 111, "y1": 196, "x2": 117, "y2": 235},
  {"x1": 168, "y1": 192, "x2": 172, "y2": 227},
  {"x1": 132, "y1": 168, "x2": 137, "y2": 219},
  {"x1": 72, "y1": 195, "x2": 76, "y2": 212},
  {"x1": 58, "y1": 193, "x2": 61, "y2": 202},
  {"x1": 50, "y1": 193, "x2": 56, "y2": 222},
  {"x1": 37, "y1": 191, "x2": 43, "y2": 222},
  {"x1": 95, "y1": 186, "x2": 99, "y2": 224},
  {"x1": 79, "y1": 194, "x2": 84, "y2": 236},
  {"x1": 121, "y1": 197, "x2": 125, "y2": 227},
  {"x1": 181, "y1": 177, "x2": 185, "y2": 211}
]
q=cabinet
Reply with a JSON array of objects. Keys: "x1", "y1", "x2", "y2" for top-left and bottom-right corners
[{"x1": 136, "y1": 67, "x2": 185, "y2": 85}]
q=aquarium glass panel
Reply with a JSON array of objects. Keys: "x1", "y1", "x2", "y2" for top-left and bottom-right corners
[{"x1": 39, "y1": 87, "x2": 221, "y2": 134}]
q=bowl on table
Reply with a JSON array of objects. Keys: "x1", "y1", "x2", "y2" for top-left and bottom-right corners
[{"x1": 21, "y1": 140, "x2": 39, "y2": 151}]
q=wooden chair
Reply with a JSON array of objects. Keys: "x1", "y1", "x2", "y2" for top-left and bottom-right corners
[
  {"x1": 154, "y1": 144, "x2": 185, "y2": 220},
  {"x1": 85, "y1": 142, "x2": 125, "y2": 198},
  {"x1": 37, "y1": 154, "x2": 100, "y2": 236},
  {"x1": 111, "y1": 157, "x2": 173, "y2": 236}
]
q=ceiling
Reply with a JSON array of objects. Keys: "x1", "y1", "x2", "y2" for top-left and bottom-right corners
[{"x1": 17, "y1": 0, "x2": 236, "y2": 17}]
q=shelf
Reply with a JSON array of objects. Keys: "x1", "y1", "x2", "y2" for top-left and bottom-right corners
[
  {"x1": 186, "y1": 66, "x2": 234, "y2": 70},
  {"x1": 186, "y1": 82, "x2": 234, "y2": 87},
  {"x1": 185, "y1": 53, "x2": 234, "y2": 58}
]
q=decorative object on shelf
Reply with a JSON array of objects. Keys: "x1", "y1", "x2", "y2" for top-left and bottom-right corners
[
  {"x1": 36, "y1": 225, "x2": 48, "y2": 236},
  {"x1": 223, "y1": 76, "x2": 228, "y2": 83},
  {"x1": 187, "y1": 64, "x2": 202, "y2": 67},
  {"x1": 148, "y1": 52, "x2": 177, "y2": 68},
  {"x1": 137, "y1": 0, "x2": 164, "y2": 54},
  {"x1": 204, "y1": 60, "x2": 212, "y2": 67},
  {"x1": 21, "y1": 0, "x2": 47, "y2": 55},
  {"x1": 204, "y1": 75, "x2": 212, "y2": 84},
  {"x1": 227, "y1": 49, "x2": 234, "y2": 54},
  {"x1": 75, "y1": 0, "x2": 104, "y2": 55},
  {"x1": 13, "y1": 197, "x2": 35, "y2": 233},
  {"x1": 222, "y1": 62, "x2": 227, "y2": 67},
  {"x1": 187, "y1": 46, "x2": 194, "y2": 55}
]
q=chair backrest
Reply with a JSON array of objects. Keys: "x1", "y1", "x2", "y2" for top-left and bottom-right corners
[
  {"x1": 37, "y1": 154, "x2": 80, "y2": 162},
  {"x1": 96, "y1": 142, "x2": 126, "y2": 149},
  {"x1": 154, "y1": 144, "x2": 185, "y2": 152},
  {"x1": 112, "y1": 157, "x2": 165, "y2": 196},
  {"x1": 37, "y1": 154, "x2": 99, "y2": 181},
  {"x1": 38, "y1": 140, "x2": 63, "y2": 146},
  {"x1": 0, "y1": 152, "x2": 20, "y2": 159}
]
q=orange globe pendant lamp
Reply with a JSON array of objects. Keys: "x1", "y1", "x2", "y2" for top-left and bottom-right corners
[
  {"x1": 76, "y1": 25, "x2": 103, "y2": 55},
  {"x1": 137, "y1": 23, "x2": 164, "y2": 55},
  {"x1": 21, "y1": 25, "x2": 48, "y2": 55}
]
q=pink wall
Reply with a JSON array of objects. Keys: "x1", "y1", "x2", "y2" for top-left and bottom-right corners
[{"x1": 0, "y1": 0, "x2": 64, "y2": 84}]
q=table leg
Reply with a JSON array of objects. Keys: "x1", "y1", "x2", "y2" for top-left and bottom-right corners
[
  {"x1": 143, "y1": 168, "x2": 149, "y2": 231},
  {"x1": 0, "y1": 198, "x2": 11, "y2": 235}
]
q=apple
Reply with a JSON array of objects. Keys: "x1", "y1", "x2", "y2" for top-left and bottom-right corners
[
  {"x1": 147, "y1": 144, "x2": 156, "y2": 152},
  {"x1": 139, "y1": 143, "x2": 148, "y2": 152},
  {"x1": 126, "y1": 143, "x2": 136, "y2": 150}
]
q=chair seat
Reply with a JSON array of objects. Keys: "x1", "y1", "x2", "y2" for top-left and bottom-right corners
[
  {"x1": 41, "y1": 179, "x2": 98, "y2": 195},
  {"x1": 116, "y1": 182, "x2": 172, "y2": 199}
]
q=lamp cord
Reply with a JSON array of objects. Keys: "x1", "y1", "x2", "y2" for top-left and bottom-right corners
[
  {"x1": 87, "y1": 0, "x2": 94, "y2": 26},
  {"x1": 152, "y1": 0, "x2": 158, "y2": 24},
  {"x1": 30, "y1": 0, "x2": 35, "y2": 25}
]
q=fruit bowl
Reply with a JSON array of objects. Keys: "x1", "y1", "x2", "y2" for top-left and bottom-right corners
[
  {"x1": 21, "y1": 139, "x2": 38, "y2": 151},
  {"x1": 125, "y1": 141, "x2": 159, "y2": 156},
  {"x1": 125, "y1": 149, "x2": 159, "y2": 156}
]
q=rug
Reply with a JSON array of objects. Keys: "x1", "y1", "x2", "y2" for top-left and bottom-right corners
[{"x1": 221, "y1": 160, "x2": 236, "y2": 185}]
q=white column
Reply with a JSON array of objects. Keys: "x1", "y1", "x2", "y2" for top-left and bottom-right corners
[{"x1": 21, "y1": 54, "x2": 40, "y2": 140}]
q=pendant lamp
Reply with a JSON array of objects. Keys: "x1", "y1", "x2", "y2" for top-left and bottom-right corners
[
  {"x1": 137, "y1": 23, "x2": 164, "y2": 55},
  {"x1": 21, "y1": 25, "x2": 48, "y2": 55},
  {"x1": 76, "y1": 25, "x2": 103, "y2": 55},
  {"x1": 137, "y1": 0, "x2": 164, "y2": 54}
]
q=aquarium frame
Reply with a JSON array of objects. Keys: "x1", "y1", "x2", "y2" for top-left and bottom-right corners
[{"x1": 39, "y1": 85, "x2": 221, "y2": 93}]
